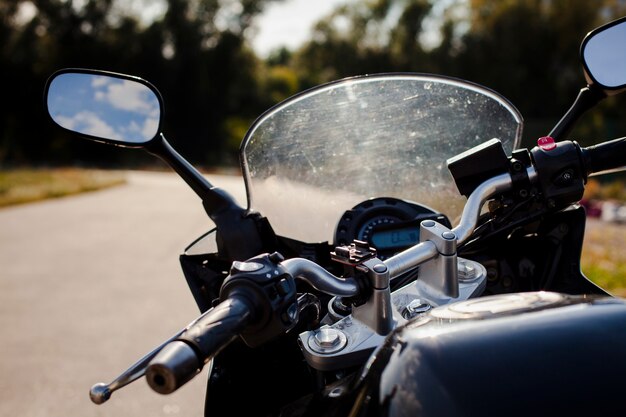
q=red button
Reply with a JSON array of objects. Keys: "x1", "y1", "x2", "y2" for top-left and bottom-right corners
[{"x1": 537, "y1": 136, "x2": 556, "y2": 151}]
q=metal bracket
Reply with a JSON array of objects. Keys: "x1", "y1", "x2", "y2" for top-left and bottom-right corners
[
  {"x1": 298, "y1": 257, "x2": 486, "y2": 372},
  {"x1": 297, "y1": 220, "x2": 492, "y2": 372},
  {"x1": 298, "y1": 257, "x2": 395, "y2": 372},
  {"x1": 351, "y1": 258, "x2": 394, "y2": 335},
  {"x1": 418, "y1": 220, "x2": 459, "y2": 299}
]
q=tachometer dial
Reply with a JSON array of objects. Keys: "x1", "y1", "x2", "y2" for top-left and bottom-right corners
[{"x1": 334, "y1": 197, "x2": 450, "y2": 259}]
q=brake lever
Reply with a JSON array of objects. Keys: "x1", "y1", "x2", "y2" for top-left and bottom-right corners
[
  {"x1": 89, "y1": 329, "x2": 186, "y2": 404},
  {"x1": 90, "y1": 307, "x2": 220, "y2": 404}
]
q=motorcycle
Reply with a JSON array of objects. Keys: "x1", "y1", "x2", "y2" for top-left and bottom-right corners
[{"x1": 44, "y1": 16, "x2": 626, "y2": 417}]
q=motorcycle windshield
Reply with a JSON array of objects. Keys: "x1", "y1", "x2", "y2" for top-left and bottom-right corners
[{"x1": 241, "y1": 74, "x2": 522, "y2": 243}]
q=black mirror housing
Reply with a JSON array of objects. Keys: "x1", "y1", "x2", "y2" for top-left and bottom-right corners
[
  {"x1": 581, "y1": 16, "x2": 626, "y2": 94},
  {"x1": 44, "y1": 68, "x2": 164, "y2": 147}
]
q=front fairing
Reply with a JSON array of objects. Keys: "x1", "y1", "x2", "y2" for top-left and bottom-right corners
[{"x1": 240, "y1": 74, "x2": 523, "y2": 243}]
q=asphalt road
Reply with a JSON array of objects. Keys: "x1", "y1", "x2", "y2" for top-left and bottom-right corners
[{"x1": 0, "y1": 171, "x2": 247, "y2": 417}]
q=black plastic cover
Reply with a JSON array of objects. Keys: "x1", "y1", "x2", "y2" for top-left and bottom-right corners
[
  {"x1": 447, "y1": 138, "x2": 510, "y2": 197},
  {"x1": 530, "y1": 141, "x2": 585, "y2": 208}
]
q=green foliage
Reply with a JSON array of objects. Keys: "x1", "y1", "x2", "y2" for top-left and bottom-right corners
[
  {"x1": 3, "y1": 0, "x2": 626, "y2": 168},
  {"x1": 582, "y1": 218, "x2": 626, "y2": 296},
  {"x1": 262, "y1": 65, "x2": 299, "y2": 103},
  {"x1": 584, "y1": 177, "x2": 626, "y2": 202},
  {"x1": 583, "y1": 263, "x2": 626, "y2": 297},
  {"x1": 223, "y1": 116, "x2": 253, "y2": 156}
]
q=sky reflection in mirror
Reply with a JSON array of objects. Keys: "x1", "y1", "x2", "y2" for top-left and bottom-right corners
[
  {"x1": 584, "y1": 21, "x2": 626, "y2": 88},
  {"x1": 47, "y1": 73, "x2": 161, "y2": 143}
]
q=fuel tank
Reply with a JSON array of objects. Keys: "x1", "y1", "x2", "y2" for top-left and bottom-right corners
[{"x1": 356, "y1": 292, "x2": 626, "y2": 417}]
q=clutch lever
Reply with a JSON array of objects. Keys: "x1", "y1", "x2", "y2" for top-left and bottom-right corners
[{"x1": 89, "y1": 316, "x2": 211, "y2": 404}]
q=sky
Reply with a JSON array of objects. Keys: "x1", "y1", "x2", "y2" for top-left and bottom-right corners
[{"x1": 250, "y1": 0, "x2": 359, "y2": 57}]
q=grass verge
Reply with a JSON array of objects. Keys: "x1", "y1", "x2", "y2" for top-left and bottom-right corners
[
  {"x1": 581, "y1": 219, "x2": 626, "y2": 296},
  {"x1": 0, "y1": 168, "x2": 126, "y2": 208}
]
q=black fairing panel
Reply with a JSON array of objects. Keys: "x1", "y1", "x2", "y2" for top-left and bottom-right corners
[{"x1": 356, "y1": 294, "x2": 626, "y2": 417}]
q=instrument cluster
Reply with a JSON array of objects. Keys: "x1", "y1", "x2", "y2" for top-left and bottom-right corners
[{"x1": 334, "y1": 197, "x2": 450, "y2": 259}]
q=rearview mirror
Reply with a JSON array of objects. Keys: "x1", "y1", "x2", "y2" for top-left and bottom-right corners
[
  {"x1": 582, "y1": 16, "x2": 626, "y2": 93},
  {"x1": 45, "y1": 69, "x2": 163, "y2": 146}
]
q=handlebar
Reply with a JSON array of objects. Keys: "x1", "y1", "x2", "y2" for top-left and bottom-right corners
[
  {"x1": 144, "y1": 256, "x2": 360, "y2": 396},
  {"x1": 582, "y1": 137, "x2": 626, "y2": 176},
  {"x1": 141, "y1": 252, "x2": 304, "y2": 395},
  {"x1": 110, "y1": 157, "x2": 557, "y2": 398},
  {"x1": 282, "y1": 258, "x2": 359, "y2": 296},
  {"x1": 145, "y1": 295, "x2": 252, "y2": 394}
]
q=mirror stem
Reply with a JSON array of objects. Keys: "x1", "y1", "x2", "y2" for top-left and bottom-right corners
[
  {"x1": 549, "y1": 86, "x2": 606, "y2": 141},
  {"x1": 146, "y1": 134, "x2": 244, "y2": 217},
  {"x1": 146, "y1": 134, "x2": 265, "y2": 260}
]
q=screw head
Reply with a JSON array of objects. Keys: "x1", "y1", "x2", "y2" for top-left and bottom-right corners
[
  {"x1": 458, "y1": 259, "x2": 477, "y2": 282},
  {"x1": 442, "y1": 231, "x2": 456, "y2": 240},
  {"x1": 315, "y1": 328, "x2": 340, "y2": 348},
  {"x1": 309, "y1": 328, "x2": 348, "y2": 354}
]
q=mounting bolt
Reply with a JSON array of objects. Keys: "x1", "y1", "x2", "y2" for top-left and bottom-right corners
[
  {"x1": 308, "y1": 328, "x2": 347, "y2": 354},
  {"x1": 404, "y1": 299, "x2": 432, "y2": 319},
  {"x1": 458, "y1": 259, "x2": 477, "y2": 282}
]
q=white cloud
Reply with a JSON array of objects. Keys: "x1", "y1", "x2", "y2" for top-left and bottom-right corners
[
  {"x1": 123, "y1": 118, "x2": 158, "y2": 141},
  {"x1": 55, "y1": 110, "x2": 121, "y2": 140},
  {"x1": 91, "y1": 75, "x2": 111, "y2": 88},
  {"x1": 94, "y1": 79, "x2": 160, "y2": 117},
  {"x1": 108, "y1": 81, "x2": 157, "y2": 114},
  {"x1": 142, "y1": 117, "x2": 159, "y2": 139}
]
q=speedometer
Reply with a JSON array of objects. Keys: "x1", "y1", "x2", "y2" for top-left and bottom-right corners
[{"x1": 334, "y1": 197, "x2": 450, "y2": 259}]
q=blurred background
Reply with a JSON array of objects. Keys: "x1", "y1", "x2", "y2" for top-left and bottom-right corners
[
  {"x1": 3, "y1": 0, "x2": 626, "y2": 168},
  {"x1": 4, "y1": 1, "x2": 626, "y2": 279}
]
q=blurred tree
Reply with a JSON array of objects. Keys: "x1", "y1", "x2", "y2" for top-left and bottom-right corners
[
  {"x1": 290, "y1": 0, "x2": 626, "y2": 147},
  {"x1": 3, "y1": 0, "x2": 626, "y2": 168},
  {"x1": 0, "y1": 0, "x2": 282, "y2": 167},
  {"x1": 388, "y1": 0, "x2": 431, "y2": 69},
  {"x1": 293, "y1": 0, "x2": 400, "y2": 86},
  {"x1": 256, "y1": 64, "x2": 299, "y2": 108},
  {"x1": 452, "y1": 0, "x2": 626, "y2": 145}
]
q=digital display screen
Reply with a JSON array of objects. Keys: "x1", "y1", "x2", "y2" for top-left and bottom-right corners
[{"x1": 370, "y1": 227, "x2": 419, "y2": 250}]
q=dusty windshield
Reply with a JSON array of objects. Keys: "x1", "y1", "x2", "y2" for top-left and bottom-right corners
[{"x1": 241, "y1": 75, "x2": 522, "y2": 243}]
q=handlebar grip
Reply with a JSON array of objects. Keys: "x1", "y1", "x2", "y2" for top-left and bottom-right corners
[
  {"x1": 145, "y1": 295, "x2": 252, "y2": 394},
  {"x1": 582, "y1": 137, "x2": 626, "y2": 176}
]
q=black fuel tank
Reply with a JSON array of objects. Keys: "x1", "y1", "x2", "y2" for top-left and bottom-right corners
[{"x1": 357, "y1": 292, "x2": 626, "y2": 417}]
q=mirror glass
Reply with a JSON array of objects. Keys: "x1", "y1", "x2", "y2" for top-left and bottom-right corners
[
  {"x1": 583, "y1": 20, "x2": 626, "y2": 89},
  {"x1": 46, "y1": 72, "x2": 161, "y2": 144}
]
